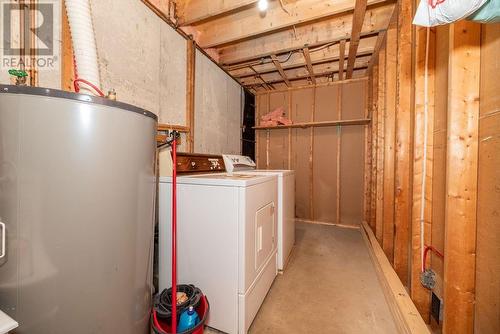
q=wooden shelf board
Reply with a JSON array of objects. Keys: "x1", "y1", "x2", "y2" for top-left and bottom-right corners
[{"x1": 253, "y1": 118, "x2": 371, "y2": 130}]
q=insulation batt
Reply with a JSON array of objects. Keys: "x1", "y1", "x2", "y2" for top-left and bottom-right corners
[{"x1": 413, "y1": 0, "x2": 488, "y2": 26}]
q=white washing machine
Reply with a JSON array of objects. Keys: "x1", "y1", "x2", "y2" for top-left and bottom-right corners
[
  {"x1": 159, "y1": 154, "x2": 278, "y2": 334},
  {"x1": 223, "y1": 155, "x2": 295, "y2": 271}
]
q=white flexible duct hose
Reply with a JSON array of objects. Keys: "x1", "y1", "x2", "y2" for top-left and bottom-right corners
[{"x1": 64, "y1": 0, "x2": 101, "y2": 94}]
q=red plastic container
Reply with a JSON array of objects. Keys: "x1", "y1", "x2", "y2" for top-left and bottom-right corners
[{"x1": 152, "y1": 295, "x2": 209, "y2": 334}]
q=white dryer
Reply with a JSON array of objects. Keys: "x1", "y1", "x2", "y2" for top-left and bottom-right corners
[
  {"x1": 159, "y1": 154, "x2": 278, "y2": 334},
  {"x1": 223, "y1": 155, "x2": 295, "y2": 271}
]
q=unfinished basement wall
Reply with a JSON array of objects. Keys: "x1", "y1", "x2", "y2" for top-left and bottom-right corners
[
  {"x1": 0, "y1": 0, "x2": 242, "y2": 155},
  {"x1": 367, "y1": 16, "x2": 500, "y2": 334},
  {"x1": 255, "y1": 79, "x2": 368, "y2": 227}
]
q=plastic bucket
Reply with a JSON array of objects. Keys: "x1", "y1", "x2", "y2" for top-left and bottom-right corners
[{"x1": 152, "y1": 295, "x2": 209, "y2": 334}]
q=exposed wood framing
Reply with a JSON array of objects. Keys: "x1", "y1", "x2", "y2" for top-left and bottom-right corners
[
  {"x1": 369, "y1": 64, "x2": 379, "y2": 232},
  {"x1": 302, "y1": 47, "x2": 316, "y2": 85},
  {"x1": 218, "y1": 4, "x2": 394, "y2": 65},
  {"x1": 177, "y1": 0, "x2": 258, "y2": 26},
  {"x1": 338, "y1": 40, "x2": 346, "y2": 81},
  {"x1": 346, "y1": 0, "x2": 368, "y2": 78},
  {"x1": 443, "y1": 21, "x2": 481, "y2": 334},
  {"x1": 375, "y1": 41, "x2": 386, "y2": 243},
  {"x1": 193, "y1": 0, "x2": 388, "y2": 48},
  {"x1": 254, "y1": 118, "x2": 371, "y2": 130},
  {"x1": 367, "y1": 30, "x2": 387, "y2": 72},
  {"x1": 186, "y1": 38, "x2": 196, "y2": 152},
  {"x1": 254, "y1": 77, "x2": 368, "y2": 95},
  {"x1": 361, "y1": 221, "x2": 431, "y2": 334},
  {"x1": 271, "y1": 54, "x2": 291, "y2": 87},
  {"x1": 410, "y1": 26, "x2": 435, "y2": 322},
  {"x1": 336, "y1": 85, "x2": 342, "y2": 224},
  {"x1": 393, "y1": 0, "x2": 413, "y2": 286},
  {"x1": 230, "y1": 43, "x2": 374, "y2": 79},
  {"x1": 309, "y1": 87, "x2": 316, "y2": 219},
  {"x1": 61, "y1": 2, "x2": 74, "y2": 92},
  {"x1": 382, "y1": 17, "x2": 397, "y2": 263}
]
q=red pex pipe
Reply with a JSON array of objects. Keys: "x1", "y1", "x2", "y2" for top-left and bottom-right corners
[{"x1": 171, "y1": 137, "x2": 178, "y2": 334}]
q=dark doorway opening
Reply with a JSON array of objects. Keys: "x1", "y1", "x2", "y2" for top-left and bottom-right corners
[{"x1": 242, "y1": 89, "x2": 255, "y2": 160}]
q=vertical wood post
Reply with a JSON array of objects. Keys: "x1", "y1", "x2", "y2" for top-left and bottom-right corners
[
  {"x1": 375, "y1": 41, "x2": 386, "y2": 243},
  {"x1": 336, "y1": 85, "x2": 342, "y2": 224},
  {"x1": 186, "y1": 38, "x2": 196, "y2": 153},
  {"x1": 61, "y1": 2, "x2": 75, "y2": 91},
  {"x1": 309, "y1": 87, "x2": 316, "y2": 220},
  {"x1": 393, "y1": 0, "x2": 414, "y2": 285},
  {"x1": 411, "y1": 26, "x2": 436, "y2": 322},
  {"x1": 370, "y1": 64, "x2": 379, "y2": 232},
  {"x1": 443, "y1": 21, "x2": 481, "y2": 334},
  {"x1": 382, "y1": 18, "x2": 397, "y2": 263}
]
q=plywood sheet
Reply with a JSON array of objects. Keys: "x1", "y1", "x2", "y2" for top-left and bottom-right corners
[
  {"x1": 292, "y1": 129, "x2": 311, "y2": 220},
  {"x1": 340, "y1": 126, "x2": 366, "y2": 226},
  {"x1": 291, "y1": 88, "x2": 314, "y2": 123},
  {"x1": 268, "y1": 129, "x2": 289, "y2": 170},
  {"x1": 313, "y1": 128, "x2": 338, "y2": 223},
  {"x1": 342, "y1": 80, "x2": 367, "y2": 119},
  {"x1": 475, "y1": 23, "x2": 500, "y2": 334},
  {"x1": 315, "y1": 86, "x2": 339, "y2": 122},
  {"x1": 256, "y1": 94, "x2": 269, "y2": 168}
]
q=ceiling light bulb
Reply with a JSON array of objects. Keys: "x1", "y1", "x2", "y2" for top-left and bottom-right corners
[{"x1": 258, "y1": 0, "x2": 268, "y2": 11}]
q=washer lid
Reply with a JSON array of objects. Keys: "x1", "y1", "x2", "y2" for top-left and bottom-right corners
[{"x1": 159, "y1": 173, "x2": 276, "y2": 187}]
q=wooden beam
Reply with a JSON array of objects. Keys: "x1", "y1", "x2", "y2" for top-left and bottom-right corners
[
  {"x1": 443, "y1": 21, "x2": 481, "y2": 334},
  {"x1": 218, "y1": 3, "x2": 395, "y2": 65},
  {"x1": 253, "y1": 77, "x2": 368, "y2": 95},
  {"x1": 254, "y1": 118, "x2": 371, "y2": 130},
  {"x1": 361, "y1": 221, "x2": 432, "y2": 334},
  {"x1": 393, "y1": 0, "x2": 413, "y2": 287},
  {"x1": 302, "y1": 47, "x2": 316, "y2": 85},
  {"x1": 369, "y1": 64, "x2": 379, "y2": 232},
  {"x1": 382, "y1": 18, "x2": 397, "y2": 263},
  {"x1": 230, "y1": 44, "x2": 375, "y2": 79},
  {"x1": 346, "y1": 0, "x2": 368, "y2": 78},
  {"x1": 367, "y1": 30, "x2": 387, "y2": 72},
  {"x1": 193, "y1": 0, "x2": 388, "y2": 48},
  {"x1": 375, "y1": 40, "x2": 386, "y2": 244},
  {"x1": 240, "y1": 59, "x2": 370, "y2": 86},
  {"x1": 271, "y1": 54, "x2": 291, "y2": 87},
  {"x1": 410, "y1": 25, "x2": 435, "y2": 322},
  {"x1": 186, "y1": 38, "x2": 196, "y2": 152},
  {"x1": 338, "y1": 39, "x2": 346, "y2": 81},
  {"x1": 157, "y1": 124, "x2": 190, "y2": 133},
  {"x1": 177, "y1": 0, "x2": 258, "y2": 26}
]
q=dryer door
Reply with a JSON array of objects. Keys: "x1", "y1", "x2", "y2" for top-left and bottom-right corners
[{"x1": 255, "y1": 202, "x2": 275, "y2": 272}]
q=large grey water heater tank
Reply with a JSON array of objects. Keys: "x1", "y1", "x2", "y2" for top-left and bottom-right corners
[{"x1": 0, "y1": 85, "x2": 157, "y2": 333}]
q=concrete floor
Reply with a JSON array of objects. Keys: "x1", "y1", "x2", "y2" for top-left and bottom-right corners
[{"x1": 207, "y1": 222, "x2": 398, "y2": 334}]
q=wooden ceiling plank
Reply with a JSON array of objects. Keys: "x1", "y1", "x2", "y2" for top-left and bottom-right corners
[
  {"x1": 346, "y1": 0, "x2": 368, "y2": 78},
  {"x1": 218, "y1": 3, "x2": 395, "y2": 65},
  {"x1": 192, "y1": 0, "x2": 389, "y2": 48},
  {"x1": 271, "y1": 54, "x2": 291, "y2": 87},
  {"x1": 177, "y1": 0, "x2": 259, "y2": 26},
  {"x1": 338, "y1": 39, "x2": 346, "y2": 80},
  {"x1": 302, "y1": 47, "x2": 316, "y2": 84}
]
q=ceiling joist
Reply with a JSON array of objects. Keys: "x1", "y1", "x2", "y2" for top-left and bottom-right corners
[
  {"x1": 271, "y1": 54, "x2": 291, "y2": 87},
  {"x1": 189, "y1": 0, "x2": 390, "y2": 48},
  {"x1": 302, "y1": 47, "x2": 317, "y2": 84},
  {"x1": 218, "y1": 3, "x2": 395, "y2": 65},
  {"x1": 347, "y1": 0, "x2": 368, "y2": 78},
  {"x1": 177, "y1": 0, "x2": 259, "y2": 26},
  {"x1": 338, "y1": 39, "x2": 347, "y2": 80}
]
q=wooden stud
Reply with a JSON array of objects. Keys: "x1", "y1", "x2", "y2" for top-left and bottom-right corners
[
  {"x1": 338, "y1": 39, "x2": 346, "y2": 81},
  {"x1": 266, "y1": 129, "x2": 270, "y2": 169},
  {"x1": 346, "y1": 0, "x2": 368, "y2": 78},
  {"x1": 369, "y1": 64, "x2": 379, "y2": 232},
  {"x1": 393, "y1": 0, "x2": 413, "y2": 287},
  {"x1": 382, "y1": 18, "x2": 397, "y2": 263},
  {"x1": 288, "y1": 91, "x2": 293, "y2": 169},
  {"x1": 443, "y1": 21, "x2": 481, "y2": 334},
  {"x1": 255, "y1": 94, "x2": 260, "y2": 166},
  {"x1": 28, "y1": 0, "x2": 38, "y2": 86},
  {"x1": 186, "y1": 38, "x2": 196, "y2": 153},
  {"x1": 410, "y1": 25, "x2": 435, "y2": 322},
  {"x1": 271, "y1": 54, "x2": 291, "y2": 87},
  {"x1": 309, "y1": 87, "x2": 316, "y2": 220},
  {"x1": 336, "y1": 84, "x2": 342, "y2": 224},
  {"x1": 375, "y1": 41, "x2": 386, "y2": 243},
  {"x1": 364, "y1": 80, "x2": 371, "y2": 224},
  {"x1": 302, "y1": 47, "x2": 316, "y2": 85},
  {"x1": 61, "y1": 2, "x2": 75, "y2": 92}
]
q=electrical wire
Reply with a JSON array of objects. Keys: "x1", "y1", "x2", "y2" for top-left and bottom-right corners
[{"x1": 74, "y1": 78, "x2": 105, "y2": 97}]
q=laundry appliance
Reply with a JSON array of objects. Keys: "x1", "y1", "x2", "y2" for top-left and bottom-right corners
[
  {"x1": 223, "y1": 155, "x2": 295, "y2": 271},
  {"x1": 159, "y1": 153, "x2": 278, "y2": 334}
]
